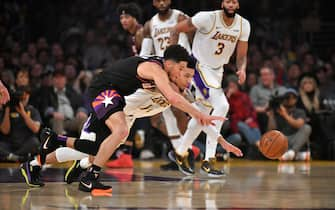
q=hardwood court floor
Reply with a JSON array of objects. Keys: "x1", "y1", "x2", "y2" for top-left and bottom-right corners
[{"x1": 0, "y1": 160, "x2": 334, "y2": 210}]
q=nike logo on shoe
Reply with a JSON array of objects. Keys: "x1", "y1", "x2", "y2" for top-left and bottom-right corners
[
  {"x1": 42, "y1": 136, "x2": 50, "y2": 150},
  {"x1": 81, "y1": 181, "x2": 92, "y2": 189}
]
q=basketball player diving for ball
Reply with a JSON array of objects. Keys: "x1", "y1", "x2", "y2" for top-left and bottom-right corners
[{"x1": 20, "y1": 45, "x2": 242, "y2": 193}]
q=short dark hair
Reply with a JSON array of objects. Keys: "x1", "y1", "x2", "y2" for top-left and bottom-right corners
[
  {"x1": 117, "y1": 3, "x2": 142, "y2": 21},
  {"x1": 164, "y1": 45, "x2": 190, "y2": 63}
]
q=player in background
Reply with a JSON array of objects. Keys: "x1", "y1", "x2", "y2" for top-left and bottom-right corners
[
  {"x1": 139, "y1": 0, "x2": 198, "y2": 169},
  {"x1": 118, "y1": 3, "x2": 143, "y2": 56},
  {"x1": 170, "y1": 0, "x2": 250, "y2": 177}
]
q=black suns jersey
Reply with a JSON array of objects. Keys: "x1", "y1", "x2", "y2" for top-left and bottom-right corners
[{"x1": 89, "y1": 56, "x2": 163, "y2": 96}]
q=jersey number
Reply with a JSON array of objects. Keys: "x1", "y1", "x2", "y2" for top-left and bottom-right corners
[
  {"x1": 214, "y1": 42, "x2": 225, "y2": 55},
  {"x1": 157, "y1": 37, "x2": 170, "y2": 50}
]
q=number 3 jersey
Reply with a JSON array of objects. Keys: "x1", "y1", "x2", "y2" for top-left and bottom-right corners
[
  {"x1": 150, "y1": 9, "x2": 191, "y2": 56},
  {"x1": 192, "y1": 10, "x2": 250, "y2": 68}
]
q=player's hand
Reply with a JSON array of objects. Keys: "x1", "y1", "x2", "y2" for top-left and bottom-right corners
[
  {"x1": 218, "y1": 137, "x2": 243, "y2": 157},
  {"x1": 195, "y1": 113, "x2": 227, "y2": 126},
  {"x1": 0, "y1": 82, "x2": 10, "y2": 105},
  {"x1": 236, "y1": 69, "x2": 246, "y2": 85}
]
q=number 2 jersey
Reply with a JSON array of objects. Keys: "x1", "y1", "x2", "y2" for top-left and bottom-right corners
[{"x1": 192, "y1": 10, "x2": 250, "y2": 68}]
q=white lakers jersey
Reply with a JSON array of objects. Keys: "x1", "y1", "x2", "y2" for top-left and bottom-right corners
[
  {"x1": 150, "y1": 9, "x2": 191, "y2": 56},
  {"x1": 192, "y1": 10, "x2": 250, "y2": 68},
  {"x1": 124, "y1": 88, "x2": 170, "y2": 119}
]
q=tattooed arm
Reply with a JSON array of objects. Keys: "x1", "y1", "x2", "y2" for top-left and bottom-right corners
[{"x1": 170, "y1": 18, "x2": 196, "y2": 45}]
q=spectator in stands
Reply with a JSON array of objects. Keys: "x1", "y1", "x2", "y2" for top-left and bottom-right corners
[
  {"x1": 27, "y1": 43, "x2": 37, "y2": 59},
  {"x1": 267, "y1": 88, "x2": 311, "y2": 161},
  {"x1": 30, "y1": 63, "x2": 43, "y2": 91},
  {"x1": 15, "y1": 68, "x2": 30, "y2": 88},
  {"x1": 38, "y1": 69, "x2": 88, "y2": 135},
  {"x1": 83, "y1": 31, "x2": 113, "y2": 70},
  {"x1": 249, "y1": 66, "x2": 286, "y2": 133},
  {"x1": 244, "y1": 72, "x2": 258, "y2": 93},
  {"x1": 226, "y1": 75, "x2": 262, "y2": 147},
  {"x1": 297, "y1": 73, "x2": 324, "y2": 159},
  {"x1": 285, "y1": 63, "x2": 302, "y2": 89},
  {"x1": 0, "y1": 85, "x2": 41, "y2": 162}
]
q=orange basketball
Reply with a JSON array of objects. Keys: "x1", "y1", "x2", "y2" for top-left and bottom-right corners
[{"x1": 259, "y1": 130, "x2": 288, "y2": 159}]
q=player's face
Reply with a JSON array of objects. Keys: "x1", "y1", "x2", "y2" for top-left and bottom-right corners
[
  {"x1": 120, "y1": 14, "x2": 135, "y2": 31},
  {"x1": 221, "y1": 0, "x2": 239, "y2": 18},
  {"x1": 168, "y1": 61, "x2": 187, "y2": 84},
  {"x1": 174, "y1": 67, "x2": 194, "y2": 90},
  {"x1": 153, "y1": 0, "x2": 171, "y2": 14}
]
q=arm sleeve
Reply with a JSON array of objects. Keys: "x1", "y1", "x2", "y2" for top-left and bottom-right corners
[
  {"x1": 239, "y1": 18, "x2": 251, "y2": 42},
  {"x1": 191, "y1": 11, "x2": 214, "y2": 33},
  {"x1": 139, "y1": 38, "x2": 154, "y2": 56}
]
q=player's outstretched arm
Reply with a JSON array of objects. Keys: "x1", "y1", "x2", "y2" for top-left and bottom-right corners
[{"x1": 137, "y1": 62, "x2": 224, "y2": 126}]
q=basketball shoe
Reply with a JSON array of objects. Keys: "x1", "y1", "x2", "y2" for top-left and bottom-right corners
[
  {"x1": 64, "y1": 160, "x2": 85, "y2": 184},
  {"x1": 174, "y1": 152, "x2": 194, "y2": 176},
  {"x1": 39, "y1": 128, "x2": 59, "y2": 165},
  {"x1": 20, "y1": 162, "x2": 45, "y2": 187},
  {"x1": 168, "y1": 147, "x2": 198, "y2": 170},
  {"x1": 200, "y1": 158, "x2": 226, "y2": 178},
  {"x1": 79, "y1": 169, "x2": 112, "y2": 193},
  {"x1": 280, "y1": 150, "x2": 295, "y2": 161}
]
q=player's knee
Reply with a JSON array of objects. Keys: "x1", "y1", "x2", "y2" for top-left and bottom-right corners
[{"x1": 114, "y1": 127, "x2": 129, "y2": 140}]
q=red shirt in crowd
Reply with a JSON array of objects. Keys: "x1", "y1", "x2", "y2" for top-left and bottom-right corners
[{"x1": 227, "y1": 90, "x2": 259, "y2": 133}]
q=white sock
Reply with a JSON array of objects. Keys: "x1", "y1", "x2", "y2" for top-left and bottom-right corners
[
  {"x1": 30, "y1": 158, "x2": 40, "y2": 166},
  {"x1": 176, "y1": 118, "x2": 202, "y2": 155},
  {"x1": 55, "y1": 147, "x2": 88, "y2": 163},
  {"x1": 204, "y1": 138, "x2": 218, "y2": 161},
  {"x1": 162, "y1": 108, "x2": 181, "y2": 136},
  {"x1": 79, "y1": 157, "x2": 92, "y2": 169},
  {"x1": 176, "y1": 102, "x2": 211, "y2": 155},
  {"x1": 171, "y1": 137, "x2": 181, "y2": 150}
]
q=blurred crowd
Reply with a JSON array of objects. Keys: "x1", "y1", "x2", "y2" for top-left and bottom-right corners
[{"x1": 1, "y1": 0, "x2": 335, "y2": 162}]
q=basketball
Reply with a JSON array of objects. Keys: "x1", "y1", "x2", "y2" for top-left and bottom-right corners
[{"x1": 259, "y1": 130, "x2": 288, "y2": 159}]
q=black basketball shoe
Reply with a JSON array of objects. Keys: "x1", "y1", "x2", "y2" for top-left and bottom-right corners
[
  {"x1": 64, "y1": 160, "x2": 85, "y2": 184},
  {"x1": 79, "y1": 171, "x2": 112, "y2": 193},
  {"x1": 20, "y1": 162, "x2": 45, "y2": 187},
  {"x1": 39, "y1": 128, "x2": 59, "y2": 165},
  {"x1": 200, "y1": 158, "x2": 226, "y2": 178}
]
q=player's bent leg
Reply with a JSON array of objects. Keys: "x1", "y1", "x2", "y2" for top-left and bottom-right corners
[{"x1": 79, "y1": 111, "x2": 128, "y2": 193}]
